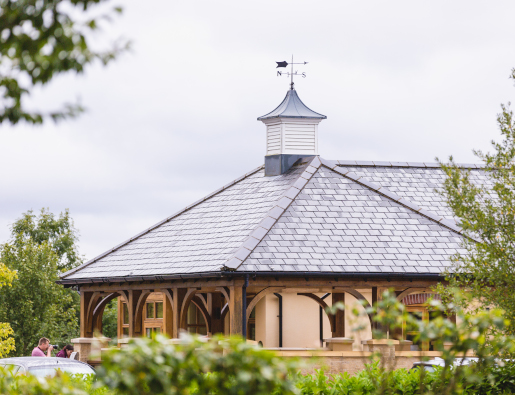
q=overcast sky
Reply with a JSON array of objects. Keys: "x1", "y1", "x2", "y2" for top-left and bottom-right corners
[{"x1": 1, "y1": 0, "x2": 515, "y2": 263}]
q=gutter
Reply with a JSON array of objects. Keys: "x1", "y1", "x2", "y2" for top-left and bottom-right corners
[{"x1": 57, "y1": 271, "x2": 444, "y2": 287}]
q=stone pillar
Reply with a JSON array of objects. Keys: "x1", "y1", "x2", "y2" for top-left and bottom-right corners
[
  {"x1": 361, "y1": 339, "x2": 399, "y2": 369},
  {"x1": 325, "y1": 337, "x2": 354, "y2": 351},
  {"x1": 71, "y1": 337, "x2": 110, "y2": 363}
]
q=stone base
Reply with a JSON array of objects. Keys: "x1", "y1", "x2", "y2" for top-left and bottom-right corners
[
  {"x1": 324, "y1": 337, "x2": 354, "y2": 351},
  {"x1": 361, "y1": 339, "x2": 399, "y2": 369},
  {"x1": 395, "y1": 340, "x2": 413, "y2": 351},
  {"x1": 71, "y1": 337, "x2": 111, "y2": 363},
  {"x1": 431, "y1": 341, "x2": 454, "y2": 351}
]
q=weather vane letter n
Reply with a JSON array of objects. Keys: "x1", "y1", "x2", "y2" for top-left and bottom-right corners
[{"x1": 276, "y1": 55, "x2": 308, "y2": 90}]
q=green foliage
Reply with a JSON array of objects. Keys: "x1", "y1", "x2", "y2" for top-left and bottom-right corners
[
  {"x1": 0, "y1": 262, "x2": 16, "y2": 357},
  {"x1": 11, "y1": 208, "x2": 82, "y2": 271},
  {"x1": 297, "y1": 364, "x2": 441, "y2": 395},
  {"x1": 101, "y1": 299, "x2": 117, "y2": 341},
  {"x1": 438, "y1": 69, "x2": 515, "y2": 338},
  {"x1": 0, "y1": 209, "x2": 82, "y2": 356},
  {"x1": 329, "y1": 289, "x2": 515, "y2": 394},
  {"x1": 96, "y1": 334, "x2": 303, "y2": 395},
  {"x1": 0, "y1": 0, "x2": 128, "y2": 125}
]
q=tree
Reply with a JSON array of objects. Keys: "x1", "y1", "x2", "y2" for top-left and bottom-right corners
[
  {"x1": 0, "y1": 0, "x2": 128, "y2": 125},
  {"x1": 98, "y1": 335, "x2": 302, "y2": 395},
  {"x1": 0, "y1": 262, "x2": 16, "y2": 357},
  {"x1": 0, "y1": 209, "x2": 82, "y2": 356},
  {"x1": 101, "y1": 299, "x2": 118, "y2": 340},
  {"x1": 438, "y1": 68, "x2": 515, "y2": 336}
]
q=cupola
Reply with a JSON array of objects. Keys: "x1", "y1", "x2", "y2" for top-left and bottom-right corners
[{"x1": 258, "y1": 88, "x2": 326, "y2": 176}]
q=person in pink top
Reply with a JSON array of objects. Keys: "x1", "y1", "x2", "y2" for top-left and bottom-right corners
[{"x1": 31, "y1": 337, "x2": 54, "y2": 357}]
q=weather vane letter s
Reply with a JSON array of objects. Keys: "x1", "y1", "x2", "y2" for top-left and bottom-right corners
[{"x1": 276, "y1": 55, "x2": 308, "y2": 90}]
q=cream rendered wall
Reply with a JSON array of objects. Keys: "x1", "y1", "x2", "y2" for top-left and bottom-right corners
[{"x1": 253, "y1": 290, "x2": 374, "y2": 350}]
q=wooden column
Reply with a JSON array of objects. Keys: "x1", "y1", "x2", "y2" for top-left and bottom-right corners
[
  {"x1": 163, "y1": 291, "x2": 174, "y2": 338},
  {"x1": 332, "y1": 292, "x2": 345, "y2": 337},
  {"x1": 172, "y1": 288, "x2": 187, "y2": 338},
  {"x1": 229, "y1": 286, "x2": 243, "y2": 336},
  {"x1": 128, "y1": 290, "x2": 144, "y2": 338},
  {"x1": 80, "y1": 291, "x2": 94, "y2": 338},
  {"x1": 208, "y1": 293, "x2": 223, "y2": 335},
  {"x1": 371, "y1": 286, "x2": 386, "y2": 338}
]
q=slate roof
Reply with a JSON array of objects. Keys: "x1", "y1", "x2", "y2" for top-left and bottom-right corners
[
  {"x1": 257, "y1": 89, "x2": 327, "y2": 120},
  {"x1": 61, "y1": 156, "x2": 488, "y2": 283}
]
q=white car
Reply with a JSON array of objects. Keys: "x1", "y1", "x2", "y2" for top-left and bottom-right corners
[
  {"x1": 411, "y1": 357, "x2": 479, "y2": 372},
  {"x1": 0, "y1": 357, "x2": 95, "y2": 377}
]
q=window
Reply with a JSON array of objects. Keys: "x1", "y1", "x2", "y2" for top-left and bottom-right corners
[
  {"x1": 146, "y1": 302, "x2": 155, "y2": 319},
  {"x1": 123, "y1": 303, "x2": 129, "y2": 325},
  {"x1": 121, "y1": 302, "x2": 129, "y2": 338},
  {"x1": 156, "y1": 302, "x2": 163, "y2": 319},
  {"x1": 187, "y1": 304, "x2": 207, "y2": 335},
  {"x1": 248, "y1": 309, "x2": 256, "y2": 341},
  {"x1": 145, "y1": 327, "x2": 161, "y2": 338}
]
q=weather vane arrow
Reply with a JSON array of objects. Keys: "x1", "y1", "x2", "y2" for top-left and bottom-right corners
[
  {"x1": 275, "y1": 56, "x2": 308, "y2": 89},
  {"x1": 276, "y1": 60, "x2": 308, "y2": 68}
]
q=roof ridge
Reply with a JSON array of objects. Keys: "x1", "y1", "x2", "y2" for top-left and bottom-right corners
[
  {"x1": 333, "y1": 160, "x2": 485, "y2": 169},
  {"x1": 319, "y1": 158, "x2": 467, "y2": 237},
  {"x1": 61, "y1": 164, "x2": 266, "y2": 279},
  {"x1": 223, "y1": 156, "x2": 322, "y2": 271}
]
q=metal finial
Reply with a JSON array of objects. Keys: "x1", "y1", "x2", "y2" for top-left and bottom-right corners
[{"x1": 275, "y1": 55, "x2": 308, "y2": 89}]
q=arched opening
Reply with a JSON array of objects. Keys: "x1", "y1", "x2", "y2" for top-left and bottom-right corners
[
  {"x1": 186, "y1": 303, "x2": 207, "y2": 335},
  {"x1": 401, "y1": 293, "x2": 442, "y2": 351}
]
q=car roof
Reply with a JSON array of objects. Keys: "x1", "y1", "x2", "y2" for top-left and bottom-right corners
[{"x1": 0, "y1": 357, "x2": 92, "y2": 369}]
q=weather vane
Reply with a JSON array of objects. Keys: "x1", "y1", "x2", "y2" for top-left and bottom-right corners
[{"x1": 276, "y1": 55, "x2": 308, "y2": 90}]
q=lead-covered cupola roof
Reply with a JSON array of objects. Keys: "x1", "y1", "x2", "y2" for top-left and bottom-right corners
[{"x1": 257, "y1": 89, "x2": 327, "y2": 121}]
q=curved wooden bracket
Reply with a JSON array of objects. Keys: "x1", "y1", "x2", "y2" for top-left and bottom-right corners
[
  {"x1": 91, "y1": 292, "x2": 119, "y2": 333},
  {"x1": 298, "y1": 293, "x2": 335, "y2": 333},
  {"x1": 163, "y1": 289, "x2": 174, "y2": 307},
  {"x1": 134, "y1": 290, "x2": 152, "y2": 333},
  {"x1": 216, "y1": 287, "x2": 231, "y2": 305},
  {"x1": 192, "y1": 296, "x2": 211, "y2": 334},
  {"x1": 195, "y1": 293, "x2": 209, "y2": 311},
  {"x1": 221, "y1": 303, "x2": 229, "y2": 321},
  {"x1": 246, "y1": 287, "x2": 284, "y2": 322},
  {"x1": 340, "y1": 288, "x2": 374, "y2": 327},
  {"x1": 180, "y1": 288, "x2": 200, "y2": 329},
  {"x1": 86, "y1": 292, "x2": 104, "y2": 333}
]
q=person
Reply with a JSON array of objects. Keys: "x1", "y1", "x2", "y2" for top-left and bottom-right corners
[
  {"x1": 56, "y1": 345, "x2": 74, "y2": 358},
  {"x1": 31, "y1": 337, "x2": 54, "y2": 357}
]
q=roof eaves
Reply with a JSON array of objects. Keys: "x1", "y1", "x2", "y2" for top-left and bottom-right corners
[
  {"x1": 61, "y1": 164, "x2": 266, "y2": 280},
  {"x1": 223, "y1": 156, "x2": 323, "y2": 271}
]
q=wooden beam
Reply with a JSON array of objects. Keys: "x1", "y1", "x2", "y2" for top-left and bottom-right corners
[
  {"x1": 229, "y1": 286, "x2": 243, "y2": 336},
  {"x1": 172, "y1": 288, "x2": 187, "y2": 338},
  {"x1": 208, "y1": 293, "x2": 224, "y2": 335},
  {"x1": 80, "y1": 291, "x2": 94, "y2": 338},
  {"x1": 332, "y1": 292, "x2": 345, "y2": 337},
  {"x1": 163, "y1": 289, "x2": 174, "y2": 338}
]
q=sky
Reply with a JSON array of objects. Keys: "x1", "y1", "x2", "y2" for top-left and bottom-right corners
[{"x1": 1, "y1": 0, "x2": 515, "y2": 263}]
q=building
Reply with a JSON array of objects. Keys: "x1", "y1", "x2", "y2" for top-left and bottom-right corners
[{"x1": 60, "y1": 86, "x2": 486, "y2": 372}]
